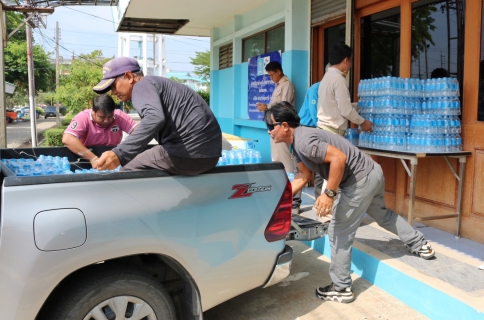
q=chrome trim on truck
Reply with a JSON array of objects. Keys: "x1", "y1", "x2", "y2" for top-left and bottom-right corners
[{"x1": 263, "y1": 245, "x2": 293, "y2": 288}]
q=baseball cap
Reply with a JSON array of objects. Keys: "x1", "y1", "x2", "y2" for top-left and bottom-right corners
[{"x1": 93, "y1": 57, "x2": 141, "y2": 94}]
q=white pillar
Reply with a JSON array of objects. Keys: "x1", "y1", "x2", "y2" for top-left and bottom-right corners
[
  {"x1": 117, "y1": 33, "x2": 123, "y2": 57},
  {"x1": 142, "y1": 34, "x2": 148, "y2": 75}
]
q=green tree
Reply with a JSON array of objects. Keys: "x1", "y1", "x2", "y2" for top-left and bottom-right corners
[
  {"x1": 5, "y1": 92, "x2": 27, "y2": 109},
  {"x1": 169, "y1": 76, "x2": 183, "y2": 83},
  {"x1": 4, "y1": 12, "x2": 55, "y2": 93},
  {"x1": 36, "y1": 91, "x2": 56, "y2": 106},
  {"x1": 4, "y1": 41, "x2": 56, "y2": 93},
  {"x1": 55, "y1": 50, "x2": 110, "y2": 115},
  {"x1": 6, "y1": 12, "x2": 26, "y2": 43},
  {"x1": 189, "y1": 51, "x2": 210, "y2": 79},
  {"x1": 411, "y1": 6, "x2": 437, "y2": 63}
]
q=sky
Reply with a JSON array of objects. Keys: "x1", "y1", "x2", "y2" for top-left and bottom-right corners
[{"x1": 33, "y1": 6, "x2": 210, "y2": 73}]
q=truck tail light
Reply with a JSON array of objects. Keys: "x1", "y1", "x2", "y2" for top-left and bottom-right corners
[{"x1": 264, "y1": 180, "x2": 292, "y2": 242}]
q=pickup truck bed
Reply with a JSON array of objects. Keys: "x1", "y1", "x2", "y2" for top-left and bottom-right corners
[{"x1": 0, "y1": 146, "x2": 326, "y2": 320}]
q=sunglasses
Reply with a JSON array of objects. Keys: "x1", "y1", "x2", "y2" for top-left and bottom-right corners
[{"x1": 267, "y1": 122, "x2": 283, "y2": 131}]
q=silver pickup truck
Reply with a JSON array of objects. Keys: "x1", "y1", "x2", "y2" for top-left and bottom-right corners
[{"x1": 0, "y1": 146, "x2": 325, "y2": 320}]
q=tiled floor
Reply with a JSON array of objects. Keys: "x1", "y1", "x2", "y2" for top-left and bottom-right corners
[{"x1": 356, "y1": 223, "x2": 484, "y2": 292}]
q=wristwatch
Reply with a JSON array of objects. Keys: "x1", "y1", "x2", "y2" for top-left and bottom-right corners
[{"x1": 324, "y1": 188, "x2": 338, "y2": 198}]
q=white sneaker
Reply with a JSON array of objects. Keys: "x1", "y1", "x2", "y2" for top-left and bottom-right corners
[{"x1": 407, "y1": 240, "x2": 435, "y2": 260}]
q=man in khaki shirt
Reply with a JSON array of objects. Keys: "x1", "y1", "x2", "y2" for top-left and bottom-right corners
[
  {"x1": 317, "y1": 43, "x2": 373, "y2": 135},
  {"x1": 257, "y1": 61, "x2": 300, "y2": 213},
  {"x1": 314, "y1": 43, "x2": 373, "y2": 202}
]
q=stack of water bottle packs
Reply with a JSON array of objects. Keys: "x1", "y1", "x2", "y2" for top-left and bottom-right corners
[
  {"x1": 2, "y1": 155, "x2": 120, "y2": 177},
  {"x1": 357, "y1": 76, "x2": 462, "y2": 152},
  {"x1": 216, "y1": 149, "x2": 262, "y2": 166}
]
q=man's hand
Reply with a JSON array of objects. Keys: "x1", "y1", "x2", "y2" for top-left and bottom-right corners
[
  {"x1": 95, "y1": 151, "x2": 121, "y2": 170},
  {"x1": 314, "y1": 194, "x2": 335, "y2": 217},
  {"x1": 360, "y1": 119, "x2": 373, "y2": 132},
  {"x1": 90, "y1": 156, "x2": 99, "y2": 168},
  {"x1": 256, "y1": 102, "x2": 267, "y2": 112}
]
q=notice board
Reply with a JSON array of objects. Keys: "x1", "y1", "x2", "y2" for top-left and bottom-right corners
[{"x1": 248, "y1": 51, "x2": 282, "y2": 120}]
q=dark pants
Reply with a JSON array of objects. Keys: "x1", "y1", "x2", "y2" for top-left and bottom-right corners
[{"x1": 121, "y1": 145, "x2": 219, "y2": 175}]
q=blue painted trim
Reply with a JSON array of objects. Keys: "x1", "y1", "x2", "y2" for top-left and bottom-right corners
[{"x1": 304, "y1": 237, "x2": 484, "y2": 320}]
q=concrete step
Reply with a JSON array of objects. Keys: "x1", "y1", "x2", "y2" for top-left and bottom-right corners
[{"x1": 300, "y1": 187, "x2": 484, "y2": 320}]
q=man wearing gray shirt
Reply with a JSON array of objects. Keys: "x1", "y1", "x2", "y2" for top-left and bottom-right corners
[
  {"x1": 264, "y1": 102, "x2": 435, "y2": 304},
  {"x1": 92, "y1": 57, "x2": 221, "y2": 174}
]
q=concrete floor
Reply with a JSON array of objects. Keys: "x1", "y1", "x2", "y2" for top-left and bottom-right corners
[{"x1": 203, "y1": 241, "x2": 428, "y2": 320}]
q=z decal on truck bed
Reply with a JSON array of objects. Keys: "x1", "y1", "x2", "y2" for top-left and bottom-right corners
[{"x1": 229, "y1": 183, "x2": 272, "y2": 199}]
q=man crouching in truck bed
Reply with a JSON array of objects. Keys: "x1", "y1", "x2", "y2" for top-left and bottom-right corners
[
  {"x1": 92, "y1": 57, "x2": 222, "y2": 175},
  {"x1": 62, "y1": 94, "x2": 138, "y2": 168}
]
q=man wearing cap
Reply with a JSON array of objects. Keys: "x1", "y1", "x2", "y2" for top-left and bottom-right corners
[{"x1": 92, "y1": 57, "x2": 222, "y2": 175}]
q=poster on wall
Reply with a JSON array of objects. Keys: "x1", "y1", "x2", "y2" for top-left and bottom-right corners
[{"x1": 248, "y1": 51, "x2": 282, "y2": 120}]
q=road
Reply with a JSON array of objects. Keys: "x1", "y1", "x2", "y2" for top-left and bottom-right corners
[{"x1": 6, "y1": 117, "x2": 59, "y2": 147}]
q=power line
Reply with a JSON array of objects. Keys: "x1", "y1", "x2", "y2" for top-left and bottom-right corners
[
  {"x1": 64, "y1": 7, "x2": 116, "y2": 24},
  {"x1": 34, "y1": 28, "x2": 105, "y2": 67},
  {"x1": 35, "y1": 29, "x2": 195, "y2": 66}
]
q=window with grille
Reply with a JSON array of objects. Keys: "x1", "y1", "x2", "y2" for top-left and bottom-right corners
[{"x1": 219, "y1": 43, "x2": 233, "y2": 70}]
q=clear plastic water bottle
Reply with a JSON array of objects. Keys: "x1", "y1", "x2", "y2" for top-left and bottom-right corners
[
  {"x1": 236, "y1": 150, "x2": 245, "y2": 164},
  {"x1": 227, "y1": 150, "x2": 237, "y2": 165},
  {"x1": 254, "y1": 151, "x2": 262, "y2": 163},
  {"x1": 217, "y1": 157, "x2": 226, "y2": 166}
]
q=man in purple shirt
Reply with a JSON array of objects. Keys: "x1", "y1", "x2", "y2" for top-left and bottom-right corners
[{"x1": 63, "y1": 94, "x2": 137, "y2": 167}]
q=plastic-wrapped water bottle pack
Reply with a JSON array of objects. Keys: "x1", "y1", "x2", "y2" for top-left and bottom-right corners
[
  {"x1": 1, "y1": 155, "x2": 121, "y2": 176},
  {"x1": 216, "y1": 149, "x2": 262, "y2": 166},
  {"x1": 357, "y1": 76, "x2": 462, "y2": 152},
  {"x1": 345, "y1": 128, "x2": 360, "y2": 146}
]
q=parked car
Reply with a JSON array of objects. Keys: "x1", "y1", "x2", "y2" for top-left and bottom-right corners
[
  {"x1": 43, "y1": 106, "x2": 57, "y2": 119},
  {"x1": 5, "y1": 109, "x2": 17, "y2": 123}
]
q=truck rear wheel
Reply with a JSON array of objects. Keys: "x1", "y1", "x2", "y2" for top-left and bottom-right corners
[{"x1": 48, "y1": 265, "x2": 176, "y2": 320}]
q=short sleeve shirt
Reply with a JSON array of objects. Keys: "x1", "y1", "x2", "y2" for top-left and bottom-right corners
[
  {"x1": 293, "y1": 126, "x2": 374, "y2": 188},
  {"x1": 64, "y1": 109, "x2": 137, "y2": 146},
  {"x1": 268, "y1": 76, "x2": 295, "y2": 108}
]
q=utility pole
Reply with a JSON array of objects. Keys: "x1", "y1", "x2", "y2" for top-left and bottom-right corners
[
  {"x1": 0, "y1": 6, "x2": 7, "y2": 147},
  {"x1": 55, "y1": 21, "x2": 60, "y2": 126},
  {"x1": 26, "y1": 0, "x2": 37, "y2": 147}
]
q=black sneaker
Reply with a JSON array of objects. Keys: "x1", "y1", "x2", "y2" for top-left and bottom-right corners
[
  {"x1": 315, "y1": 283, "x2": 355, "y2": 303},
  {"x1": 406, "y1": 240, "x2": 435, "y2": 260}
]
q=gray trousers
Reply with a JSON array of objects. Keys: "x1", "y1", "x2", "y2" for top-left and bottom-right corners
[
  {"x1": 121, "y1": 145, "x2": 219, "y2": 175},
  {"x1": 329, "y1": 163, "x2": 425, "y2": 290}
]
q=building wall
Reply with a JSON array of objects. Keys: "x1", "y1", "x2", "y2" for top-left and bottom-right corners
[{"x1": 210, "y1": 0, "x2": 310, "y2": 163}]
